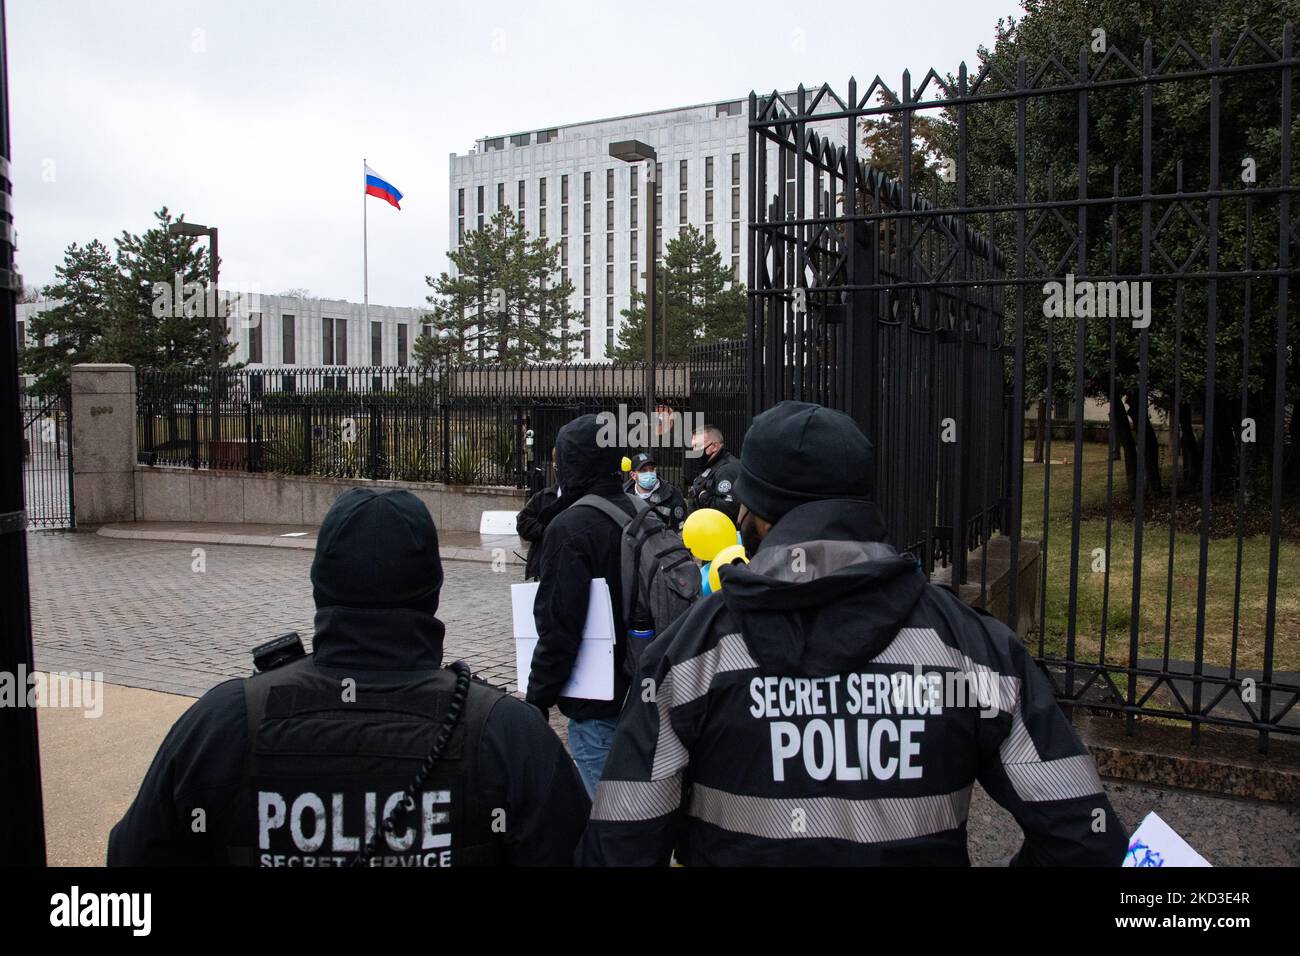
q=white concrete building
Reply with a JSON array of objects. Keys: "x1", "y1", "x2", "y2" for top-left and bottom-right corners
[
  {"x1": 449, "y1": 96, "x2": 753, "y2": 363},
  {"x1": 17, "y1": 294, "x2": 429, "y2": 372}
]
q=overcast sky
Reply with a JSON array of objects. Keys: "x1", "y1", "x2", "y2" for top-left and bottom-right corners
[{"x1": 9, "y1": 0, "x2": 1018, "y2": 308}]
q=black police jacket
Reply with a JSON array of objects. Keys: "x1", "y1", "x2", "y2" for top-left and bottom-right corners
[
  {"x1": 686, "y1": 448, "x2": 740, "y2": 524},
  {"x1": 623, "y1": 476, "x2": 687, "y2": 532},
  {"x1": 107, "y1": 603, "x2": 590, "y2": 866},
  {"x1": 577, "y1": 498, "x2": 1129, "y2": 866}
]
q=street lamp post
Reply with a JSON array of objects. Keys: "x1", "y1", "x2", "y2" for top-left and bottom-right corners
[
  {"x1": 609, "y1": 140, "x2": 657, "y2": 416},
  {"x1": 167, "y1": 221, "x2": 221, "y2": 444}
]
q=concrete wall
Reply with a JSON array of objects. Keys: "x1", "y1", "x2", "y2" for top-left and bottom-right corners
[
  {"x1": 132, "y1": 467, "x2": 525, "y2": 533},
  {"x1": 70, "y1": 364, "x2": 137, "y2": 525}
]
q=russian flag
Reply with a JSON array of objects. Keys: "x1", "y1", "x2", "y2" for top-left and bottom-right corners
[{"x1": 364, "y1": 164, "x2": 403, "y2": 210}]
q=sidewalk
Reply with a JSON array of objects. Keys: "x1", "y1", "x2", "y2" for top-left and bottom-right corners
[
  {"x1": 97, "y1": 520, "x2": 527, "y2": 566},
  {"x1": 34, "y1": 675, "x2": 1300, "y2": 866}
]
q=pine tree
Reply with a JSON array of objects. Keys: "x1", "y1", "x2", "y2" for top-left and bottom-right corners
[
  {"x1": 22, "y1": 239, "x2": 116, "y2": 395},
  {"x1": 611, "y1": 225, "x2": 746, "y2": 362},
  {"x1": 107, "y1": 207, "x2": 232, "y2": 372},
  {"x1": 423, "y1": 207, "x2": 579, "y2": 366}
]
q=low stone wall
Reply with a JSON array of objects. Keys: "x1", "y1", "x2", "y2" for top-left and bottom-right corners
[{"x1": 132, "y1": 467, "x2": 525, "y2": 533}]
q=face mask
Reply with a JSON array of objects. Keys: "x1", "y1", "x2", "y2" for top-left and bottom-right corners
[{"x1": 636, "y1": 471, "x2": 658, "y2": 490}]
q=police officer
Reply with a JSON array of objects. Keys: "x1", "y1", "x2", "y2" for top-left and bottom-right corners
[
  {"x1": 579, "y1": 401, "x2": 1128, "y2": 866},
  {"x1": 108, "y1": 488, "x2": 590, "y2": 866},
  {"x1": 685, "y1": 425, "x2": 740, "y2": 525},
  {"x1": 623, "y1": 451, "x2": 687, "y2": 532}
]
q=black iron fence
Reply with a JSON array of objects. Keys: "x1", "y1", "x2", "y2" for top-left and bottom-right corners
[
  {"x1": 749, "y1": 23, "x2": 1299, "y2": 746},
  {"x1": 136, "y1": 342, "x2": 748, "y2": 495},
  {"x1": 20, "y1": 387, "x2": 73, "y2": 530}
]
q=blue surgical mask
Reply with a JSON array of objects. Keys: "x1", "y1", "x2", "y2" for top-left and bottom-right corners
[{"x1": 637, "y1": 471, "x2": 658, "y2": 490}]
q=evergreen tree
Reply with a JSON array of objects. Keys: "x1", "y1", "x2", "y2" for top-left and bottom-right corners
[
  {"x1": 22, "y1": 239, "x2": 115, "y2": 395},
  {"x1": 611, "y1": 225, "x2": 746, "y2": 361},
  {"x1": 107, "y1": 207, "x2": 232, "y2": 372},
  {"x1": 423, "y1": 207, "x2": 578, "y2": 366}
]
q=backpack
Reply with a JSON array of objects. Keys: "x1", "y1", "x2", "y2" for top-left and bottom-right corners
[{"x1": 574, "y1": 494, "x2": 702, "y2": 678}]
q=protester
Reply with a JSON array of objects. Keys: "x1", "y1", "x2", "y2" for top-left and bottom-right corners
[
  {"x1": 526, "y1": 414, "x2": 634, "y2": 797},
  {"x1": 517, "y1": 447, "x2": 559, "y2": 581},
  {"x1": 623, "y1": 451, "x2": 687, "y2": 532},
  {"x1": 108, "y1": 488, "x2": 589, "y2": 866},
  {"x1": 685, "y1": 424, "x2": 740, "y2": 525},
  {"x1": 579, "y1": 400, "x2": 1128, "y2": 866}
]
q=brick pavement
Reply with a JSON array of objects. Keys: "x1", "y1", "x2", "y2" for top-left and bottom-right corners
[
  {"x1": 27, "y1": 529, "x2": 523, "y2": 697},
  {"x1": 22, "y1": 528, "x2": 1300, "y2": 865}
]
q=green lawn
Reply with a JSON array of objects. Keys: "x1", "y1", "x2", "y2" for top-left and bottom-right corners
[{"x1": 1019, "y1": 440, "x2": 1299, "y2": 672}]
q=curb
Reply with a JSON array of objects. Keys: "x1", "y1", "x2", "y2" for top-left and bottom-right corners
[
  {"x1": 1076, "y1": 713, "x2": 1300, "y2": 805},
  {"x1": 94, "y1": 525, "x2": 524, "y2": 566}
]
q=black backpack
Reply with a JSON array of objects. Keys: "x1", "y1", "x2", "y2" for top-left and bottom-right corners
[{"x1": 574, "y1": 494, "x2": 701, "y2": 678}]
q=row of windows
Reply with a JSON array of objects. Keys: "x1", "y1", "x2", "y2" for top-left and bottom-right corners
[
  {"x1": 456, "y1": 153, "x2": 741, "y2": 239},
  {"x1": 244, "y1": 315, "x2": 411, "y2": 367}
]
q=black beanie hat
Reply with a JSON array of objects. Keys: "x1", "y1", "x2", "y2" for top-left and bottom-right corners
[
  {"x1": 311, "y1": 488, "x2": 443, "y2": 611},
  {"x1": 734, "y1": 400, "x2": 874, "y2": 522}
]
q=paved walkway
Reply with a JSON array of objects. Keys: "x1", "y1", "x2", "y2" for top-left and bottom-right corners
[
  {"x1": 23, "y1": 526, "x2": 1300, "y2": 866},
  {"x1": 29, "y1": 527, "x2": 523, "y2": 696}
]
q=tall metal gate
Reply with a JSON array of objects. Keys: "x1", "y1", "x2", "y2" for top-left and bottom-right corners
[
  {"x1": 748, "y1": 21, "x2": 1299, "y2": 747},
  {"x1": 19, "y1": 387, "x2": 74, "y2": 529}
]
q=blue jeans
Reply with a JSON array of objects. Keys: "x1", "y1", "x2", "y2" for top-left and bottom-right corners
[{"x1": 568, "y1": 717, "x2": 619, "y2": 798}]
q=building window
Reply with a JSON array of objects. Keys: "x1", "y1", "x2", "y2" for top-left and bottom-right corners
[
  {"x1": 518, "y1": 180, "x2": 526, "y2": 223},
  {"x1": 397, "y1": 324, "x2": 408, "y2": 366},
  {"x1": 583, "y1": 171, "x2": 591, "y2": 202},
  {"x1": 325, "y1": 319, "x2": 351, "y2": 369},
  {"x1": 477, "y1": 185, "x2": 484, "y2": 230},
  {"x1": 582, "y1": 327, "x2": 591, "y2": 360},
  {"x1": 583, "y1": 235, "x2": 590, "y2": 264},
  {"x1": 705, "y1": 156, "x2": 714, "y2": 189},
  {"x1": 536, "y1": 128, "x2": 557, "y2": 144},
  {"x1": 606, "y1": 232, "x2": 614, "y2": 260},
  {"x1": 510, "y1": 132, "x2": 530, "y2": 147},
  {"x1": 561, "y1": 174, "x2": 569, "y2": 204},
  {"x1": 371, "y1": 320, "x2": 383, "y2": 366},
  {"x1": 247, "y1": 314, "x2": 263, "y2": 364},
  {"x1": 497, "y1": 182, "x2": 505, "y2": 210},
  {"x1": 583, "y1": 266, "x2": 590, "y2": 292},
  {"x1": 679, "y1": 192, "x2": 688, "y2": 228},
  {"x1": 484, "y1": 137, "x2": 505, "y2": 151},
  {"x1": 538, "y1": 176, "x2": 547, "y2": 238},
  {"x1": 716, "y1": 101, "x2": 742, "y2": 117},
  {"x1": 282, "y1": 314, "x2": 296, "y2": 365},
  {"x1": 654, "y1": 162, "x2": 663, "y2": 262},
  {"x1": 732, "y1": 152, "x2": 741, "y2": 183},
  {"x1": 583, "y1": 204, "x2": 591, "y2": 232},
  {"x1": 606, "y1": 263, "x2": 613, "y2": 293}
]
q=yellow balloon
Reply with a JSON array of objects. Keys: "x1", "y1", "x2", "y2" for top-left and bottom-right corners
[
  {"x1": 621, "y1": 456, "x2": 632, "y2": 472},
  {"x1": 682, "y1": 508, "x2": 737, "y2": 562},
  {"x1": 708, "y1": 544, "x2": 749, "y2": 592}
]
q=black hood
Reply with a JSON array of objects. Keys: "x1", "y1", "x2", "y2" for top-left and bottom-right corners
[
  {"x1": 556, "y1": 413, "x2": 625, "y2": 501},
  {"x1": 309, "y1": 488, "x2": 446, "y2": 671},
  {"x1": 718, "y1": 499, "x2": 926, "y2": 675}
]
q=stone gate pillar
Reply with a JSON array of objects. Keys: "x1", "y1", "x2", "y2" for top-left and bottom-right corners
[{"x1": 70, "y1": 363, "x2": 136, "y2": 525}]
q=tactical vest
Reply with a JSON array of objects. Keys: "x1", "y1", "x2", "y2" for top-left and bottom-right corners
[{"x1": 225, "y1": 656, "x2": 508, "y2": 867}]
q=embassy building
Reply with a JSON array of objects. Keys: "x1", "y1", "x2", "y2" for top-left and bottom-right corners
[{"x1": 449, "y1": 95, "x2": 756, "y2": 364}]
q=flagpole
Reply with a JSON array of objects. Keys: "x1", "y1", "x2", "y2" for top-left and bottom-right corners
[{"x1": 362, "y1": 158, "x2": 369, "y2": 318}]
